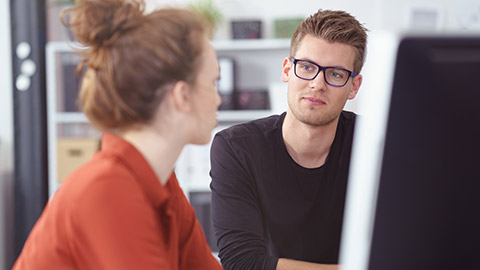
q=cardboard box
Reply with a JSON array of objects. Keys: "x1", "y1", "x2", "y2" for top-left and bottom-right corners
[{"x1": 57, "y1": 137, "x2": 100, "y2": 184}]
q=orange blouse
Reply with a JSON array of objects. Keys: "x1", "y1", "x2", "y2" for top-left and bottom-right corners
[{"x1": 13, "y1": 133, "x2": 222, "y2": 270}]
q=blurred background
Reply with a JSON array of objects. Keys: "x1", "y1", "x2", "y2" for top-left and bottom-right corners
[{"x1": 1, "y1": 0, "x2": 479, "y2": 269}]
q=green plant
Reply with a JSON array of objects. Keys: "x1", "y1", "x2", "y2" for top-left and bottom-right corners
[{"x1": 188, "y1": 0, "x2": 224, "y2": 39}]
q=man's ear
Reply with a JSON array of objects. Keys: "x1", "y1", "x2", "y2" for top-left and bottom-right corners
[
  {"x1": 281, "y1": 57, "x2": 292, "y2": 83},
  {"x1": 348, "y1": 74, "x2": 362, "y2": 100},
  {"x1": 171, "y1": 81, "x2": 192, "y2": 112}
]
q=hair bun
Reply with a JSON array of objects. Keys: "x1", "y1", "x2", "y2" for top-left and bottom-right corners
[{"x1": 64, "y1": 0, "x2": 145, "y2": 47}]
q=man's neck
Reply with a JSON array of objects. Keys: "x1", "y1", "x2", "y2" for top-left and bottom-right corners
[{"x1": 282, "y1": 112, "x2": 340, "y2": 169}]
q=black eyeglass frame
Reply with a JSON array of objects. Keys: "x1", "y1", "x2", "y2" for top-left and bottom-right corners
[{"x1": 290, "y1": 57, "x2": 357, "y2": 87}]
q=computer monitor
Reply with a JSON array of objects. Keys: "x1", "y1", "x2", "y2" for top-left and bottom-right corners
[{"x1": 340, "y1": 34, "x2": 480, "y2": 270}]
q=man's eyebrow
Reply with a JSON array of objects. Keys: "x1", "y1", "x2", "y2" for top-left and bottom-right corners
[{"x1": 296, "y1": 57, "x2": 349, "y2": 70}]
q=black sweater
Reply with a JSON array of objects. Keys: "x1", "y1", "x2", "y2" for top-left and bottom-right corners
[{"x1": 210, "y1": 111, "x2": 356, "y2": 270}]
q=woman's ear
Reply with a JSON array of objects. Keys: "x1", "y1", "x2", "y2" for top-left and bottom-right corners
[
  {"x1": 171, "y1": 81, "x2": 193, "y2": 112},
  {"x1": 281, "y1": 57, "x2": 292, "y2": 83}
]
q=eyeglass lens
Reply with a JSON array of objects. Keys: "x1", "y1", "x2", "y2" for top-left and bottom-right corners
[{"x1": 295, "y1": 60, "x2": 350, "y2": 86}]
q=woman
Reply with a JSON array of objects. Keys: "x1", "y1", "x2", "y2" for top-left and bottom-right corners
[{"x1": 13, "y1": 0, "x2": 222, "y2": 269}]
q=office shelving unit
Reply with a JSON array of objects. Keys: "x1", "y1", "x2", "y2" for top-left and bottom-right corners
[{"x1": 46, "y1": 39, "x2": 289, "y2": 197}]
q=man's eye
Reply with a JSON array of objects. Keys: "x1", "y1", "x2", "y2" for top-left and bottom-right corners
[
  {"x1": 300, "y1": 64, "x2": 314, "y2": 71},
  {"x1": 331, "y1": 70, "x2": 345, "y2": 78}
]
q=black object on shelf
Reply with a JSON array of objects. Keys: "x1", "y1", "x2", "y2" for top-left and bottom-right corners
[
  {"x1": 235, "y1": 89, "x2": 270, "y2": 110},
  {"x1": 62, "y1": 63, "x2": 82, "y2": 112},
  {"x1": 231, "y1": 20, "x2": 262, "y2": 39}
]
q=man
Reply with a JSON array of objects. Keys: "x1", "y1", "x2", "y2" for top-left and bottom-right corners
[{"x1": 210, "y1": 9, "x2": 367, "y2": 270}]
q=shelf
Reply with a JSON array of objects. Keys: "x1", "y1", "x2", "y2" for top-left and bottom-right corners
[
  {"x1": 46, "y1": 40, "x2": 280, "y2": 198},
  {"x1": 217, "y1": 110, "x2": 271, "y2": 122},
  {"x1": 55, "y1": 110, "x2": 272, "y2": 124},
  {"x1": 48, "y1": 39, "x2": 290, "y2": 53},
  {"x1": 212, "y1": 38, "x2": 290, "y2": 51},
  {"x1": 56, "y1": 112, "x2": 88, "y2": 123}
]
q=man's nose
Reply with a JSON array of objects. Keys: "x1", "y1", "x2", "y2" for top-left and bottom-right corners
[{"x1": 308, "y1": 70, "x2": 327, "y2": 91}]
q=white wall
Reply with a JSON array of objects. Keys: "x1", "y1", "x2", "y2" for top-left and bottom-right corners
[
  {"x1": 148, "y1": 0, "x2": 480, "y2": 36},
  {"x1": 146, "y1": 0, "x2": 480, "y2": 114},
  {"x1": 147, "y1": 0, "x2": 381, "y2": 39},
  {"x1": 0, "y1": 0, "x2": 14, "y2": 268}
]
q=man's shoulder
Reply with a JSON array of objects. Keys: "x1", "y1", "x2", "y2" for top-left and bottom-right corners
[
  {"x1": 211, "y1": 113, "x2": 283, "y2": 169},
  {"x1": 334, "y1": 111, "x2": 357, "y2": 148},
  {"x1": 339, "y1": 110, "x2": 357, "y2": 130},
  {"x1": 217, "y1": 113, "x2": 283, "y2": 141},
  {"x1": 341, "y1": 110, "x2": 357, "y2": 122}
]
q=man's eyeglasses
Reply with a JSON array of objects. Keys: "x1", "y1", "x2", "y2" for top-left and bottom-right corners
[{"x1": 290, "y1": 57, "x2": 356, "y2": 87}]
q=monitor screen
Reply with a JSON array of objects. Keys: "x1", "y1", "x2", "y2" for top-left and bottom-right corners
[{"x1": 340, "y1": 35, "x2": 480, "y2": 270}]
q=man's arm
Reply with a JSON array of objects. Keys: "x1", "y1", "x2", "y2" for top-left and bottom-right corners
[
  {"x1": 277, "y1": 258, "x2": 340, "y2": 270},
  {"x1": 210, "y1": 133, "x2": 278, "y2": 270}
]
